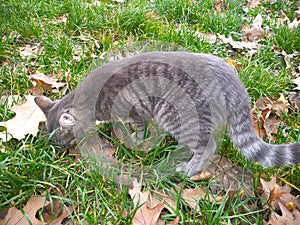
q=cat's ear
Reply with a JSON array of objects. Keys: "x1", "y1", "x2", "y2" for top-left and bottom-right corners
[
  {"x1": 59, "y1": 113, "x2": 76, "y2": 128},
  {"x1": 34, "y1": 96, "x2": 55, "y2": 114}
]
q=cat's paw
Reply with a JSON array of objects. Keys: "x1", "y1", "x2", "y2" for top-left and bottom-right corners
[{"x1": 176, "y1": 161, "x2": 201, "y2": 177}]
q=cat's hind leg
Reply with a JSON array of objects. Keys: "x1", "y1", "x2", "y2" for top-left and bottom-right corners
[{"x1": 175, "y1": 139, "x2": 216, "y2": 177}]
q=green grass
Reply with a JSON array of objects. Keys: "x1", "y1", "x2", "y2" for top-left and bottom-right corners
[{"x1": 1, "y1": 0, "x2": 300, "y2": 224}]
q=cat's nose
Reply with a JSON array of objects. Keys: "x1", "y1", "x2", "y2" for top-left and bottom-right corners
[{"x1": 59, "y1": 113, "x2": 76, "y2": 129}]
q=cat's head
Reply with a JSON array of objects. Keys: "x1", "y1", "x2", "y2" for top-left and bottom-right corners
[{"x1": 34, "y1": 95, "x2": 77, "y2": 147}]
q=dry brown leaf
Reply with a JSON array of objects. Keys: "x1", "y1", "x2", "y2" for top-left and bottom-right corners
[
  {"x1": 28, "y1": 72, "x2": 67, "y2": 95},
  {"x1": 0, "y1": 95, "x2": 46, "y2": 142},
  {"x1": 268, "y1": 201, "x2": 300, "y2": 225},
  {"x1": 0, "y1": 196, "x2": 48, "y2": 225},
  {"x1": 273, "y1": 94, "x2": 289, "y2": 116},
  {"x1": 0, "y1": 196, "x2": 74, "y2": 225},
  {"x1": 288, "y1": 18, "x2": 300, "y2": 29},
  {"x1": 168, "y1": 217, "x2": 179, "y2": 225},
  {"x1": 263, "y1": 117, "x2": 281, "y2": 141},
  {"x1": 181, "y1": 188, "x2": 223, "y2": 211},
  {"x1": 251, "y1": 95, "x2": 288, "y2": 140},
  {"x1": 129, "y1": 181, "x2": 179, "y2": 225},
  {"x1": 0, "y1": 95, "x2": 22, "y2": 107},
  {"x1": 260, "y1": 177, "x2": 300, "y2": 211},
  {"x1": 251, "y1": 108, "x2": 267, "y2": 138},
  {"x1": 132, "y1": 199, "x2": 165, "y2": 225},
  {"x1": 42, "y1": 199, "x2": 74, "y2": 225},
  {"x1": 243, "y1": 14, "x2": 264, "y2": 42},
  {"x1": 189, "y1": 169, "x2": 212, "y2": 181}
]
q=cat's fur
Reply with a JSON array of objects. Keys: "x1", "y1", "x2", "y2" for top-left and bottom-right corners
[{"x1": 35, "y1": 52, "x2": 300, "y2": 177}]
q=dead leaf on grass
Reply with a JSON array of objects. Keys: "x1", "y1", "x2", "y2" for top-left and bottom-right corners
[
  {"x1": 260, "y1": 177, "x2": 300, "y2": 225},
  {"x1": 0, "y1": 195, "x2": 74, "y2": 225},
  {"x1": 128, "y1": 180, "x2": 179, "y2": 225},
  {"x1": 218, "y1": 34, "x2": 259, "y2": 51},
  {"x1": 0, "y1": 95, "x2": 46, "y2": 142},
  {"x1": 0, "y1": 196, "x2": 48, "y2": 225},
  {"x1": 181, "y1": 188, "x2": 224, "y2": 211},
  {"x1": 242, "y1": 0, "x2": 260, "y2": 13},
  {"x1": 272, "y1": 94, "x2": 290, "y2": 117},
  {"x1": 242, "y1": 14, "x2": 264, "y2": 42},
  {"x1": 19, "y1": 44, "x2": 44, "y2": 58},
  {"x1": 205, "y1": 155, "x2": 254, "y2": 196},
  {"x1": 251, "y1": 95, "x2": 289, "y2": 140},
  {"x1": 28, "y1": 72, "x2": 67, "y2": 95},
  {"x1": 189, "y1": 169, "x2": 212, "y2": 181}
]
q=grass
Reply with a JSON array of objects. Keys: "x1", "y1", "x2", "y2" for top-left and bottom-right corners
[{"x1": 1, "y1": 0, "x2": 300, "y2": 224}]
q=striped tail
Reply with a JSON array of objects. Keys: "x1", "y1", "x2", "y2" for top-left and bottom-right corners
[{"x1": 228, "y1": 107, "x2": 300, "y2": 166}]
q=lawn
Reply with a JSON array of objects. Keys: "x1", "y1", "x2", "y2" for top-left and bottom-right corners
[{"x1": 0, "y1": 0, "x2": 300, "y2": 224}]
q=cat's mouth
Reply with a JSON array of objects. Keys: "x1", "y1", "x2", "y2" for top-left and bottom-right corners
[{"x1": 51, "y1": 128, "x2": 76, "y2": 148}]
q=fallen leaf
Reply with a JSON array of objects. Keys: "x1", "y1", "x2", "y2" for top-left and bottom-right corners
[
  {"x1": 0, "y1": 95, "x2": 22, "y2": 107},
  {"x1": 268, "y1": 201, "x2": 300, "y2": 225},
  {"x1": 0, "y1": 95, "x2": 46, "y2": 142},
  {"x1": 0, "y1": 196, "x2": 48, "y2": 225},
  {"x1": 272, "y1": 94, "x2": 289, "y2": 116},
  {"x1": 132, "y1": 199, "x2": 165, "y2": 225},
  {"x1": 129, "y1": 181, "x2": 150, "y2": 209},
  {"x1": 205, "y1": 155, "x2": 254, "y2": 196},
  {"x1": 19, "y1": 44, "x2": 43, "y2": 58},
  {"x1": 263, "y1": 117, "x2": 281, "y2": 140},
  {"x1": 218, "y1": 34, "x2": 258, "y2": 51},
  {"x1": 181, "y1": 188, "x2": 223, "y2": 211},
  {"x1": 251, "y1": 108, "x2": 267, "y2": 138},
  {"x1": 128, "y1": 180, "x2": 179, "y2": 225},
  {"x1": 189, "y1": 169, "x2": 212, "y2": 181},
  {"x1": 288, "y1": 18, "x2": 300, "y2": 29},
  {"x1": 251, "y1": 95, "x2": 288, "y2": 140},
  {"x1": 28, "y1": 72, "x2": 67, "y2": 95},
  {"x1": 168, "y1": 217, "x2": 179, "y2": 225},
  {"x1": 248, "y1": 0, "x2": 260, "y2": 9},
  {"x1": 0, "y1": 195, "x2": 74, "y2": 225},
  {"x1": 260, "y1": 177, "x2": 300, "y2": 213},
  {"x1": 293, "y1": 77, "x2": 300, "y2": 90},
  {"x1": 242, "y1": 14, "x2": 264, "y2": 42},
  {"x1": 42, "y1": 199, "x2": 74, "y2": 224},
  {"x1": 226, "y1": 58, "x2": 243, "y2": 71}
]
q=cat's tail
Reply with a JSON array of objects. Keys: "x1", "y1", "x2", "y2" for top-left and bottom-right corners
[{"x1": 228, "y1": 108, "x2": 300, "y2": 167}]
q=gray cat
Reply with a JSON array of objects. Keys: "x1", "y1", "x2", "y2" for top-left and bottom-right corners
[{"x1": 35, "y1": 52, "x2": 300, "y2": 177}]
